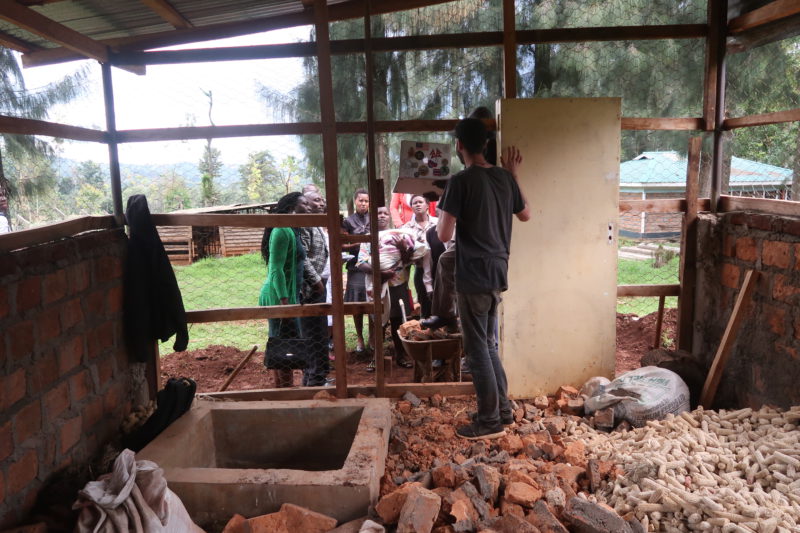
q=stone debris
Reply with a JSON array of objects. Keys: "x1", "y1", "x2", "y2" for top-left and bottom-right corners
[{"x1": 377, "y1": 396, "x2": 624, "y2": 532}]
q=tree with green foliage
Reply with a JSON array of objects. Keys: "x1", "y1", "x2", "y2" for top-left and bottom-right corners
[
  {"x1": 239, "y1": 150, "x2": 279, "y2": 202},
  {"x1": 0, "y1": 47, "x2": 85, "y2": 227},
  {"x1": 160, "y1": 170, "x2": 193, "y2": 212}
]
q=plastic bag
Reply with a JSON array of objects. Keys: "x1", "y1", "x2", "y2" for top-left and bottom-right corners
[{"x1": 584, "y1": 366, "x2": 690, "y2": 427}]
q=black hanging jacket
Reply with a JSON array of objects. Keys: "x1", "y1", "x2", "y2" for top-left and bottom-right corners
[{"x1": 124, "y1": 195, "x2": 189, "y2": 361}]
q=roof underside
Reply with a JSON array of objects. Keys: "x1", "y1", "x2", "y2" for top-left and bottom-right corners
[{"x1": 0, "y1": 0, "x2": 332, "y2": 51}]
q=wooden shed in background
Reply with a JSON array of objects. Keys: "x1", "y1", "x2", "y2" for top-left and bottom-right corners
[{"x1": 156, "y1": 202, "x2": 275, "y2": 265}]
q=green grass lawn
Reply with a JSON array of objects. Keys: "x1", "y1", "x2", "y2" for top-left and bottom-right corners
[
  {"x1": 617, "y1": 254, "x2": 680, "y2": 315},
  {"x1": 160, "y1": 250, "x2": 682, "y2": 353}
]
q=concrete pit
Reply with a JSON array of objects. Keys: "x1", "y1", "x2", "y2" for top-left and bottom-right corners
[{"x1": 137, "y1": 398, "x2": 392, "y2": 529}]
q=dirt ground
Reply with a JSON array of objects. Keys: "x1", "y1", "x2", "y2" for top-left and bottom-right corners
[{"x1": 160, "y1": 309, "x2": 678, "y2": 392}]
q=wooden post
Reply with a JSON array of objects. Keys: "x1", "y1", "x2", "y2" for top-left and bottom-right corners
[
  {"x1": 101, "y1": 62, "x2": 124, "y2": 225},
  {"x1": 699, "y1": 269, "x2": 759, "y2": 408},
  {"x1": 677, "y1": 136, "x2": 702, "y2": 351},
  {"x1": 314, "y1": 0, "x2": 348, "y2": 398},
  {"x1": 653, "y1": 295, "x2": 666, "y2": 349},
  {"x1": 502, "y1": 0, "x2": 516, "y2": 99},
  {"x1": 363, "y1": 0, "x2": 387, "y2": 396},
  {"x1": 709, "y1": 0, "x2": 728, "y2": 214}
]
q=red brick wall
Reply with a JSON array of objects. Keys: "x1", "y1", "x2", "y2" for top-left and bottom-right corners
[
  {"x1": 695, "y1": 212, "x2": 800, "y2": 409},
  {"x1": 0, "y1": 228, "x2": 132, "y2": 527}
]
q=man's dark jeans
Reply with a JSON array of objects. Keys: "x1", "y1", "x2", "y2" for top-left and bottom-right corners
[
  {"x1": 300, "y1": 286, "x2": 329, "y2": 386},
  {"x1": 457, "y1": 290, "x2": 512, "y2": 428}
]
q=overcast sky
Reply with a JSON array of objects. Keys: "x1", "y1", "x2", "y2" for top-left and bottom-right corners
[{"x1": 21, "y1": 27, "x2": 311, "y2": 166}]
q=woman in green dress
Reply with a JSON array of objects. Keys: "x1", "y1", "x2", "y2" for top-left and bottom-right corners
[{"x1": 259, "y1": 192, "x2": 307, "y2": 386}]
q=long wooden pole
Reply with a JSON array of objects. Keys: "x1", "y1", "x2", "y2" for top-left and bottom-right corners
[
  {"x1": 101, "y1": 63, "x2": 124, "y2": 224},
  {"x1": 314, "y1": 0, "x2": 348, "y2": 398},
  {"x1": 710, "y1": 0, "x2": 728, "y2": 214},
  {"x1": 363, "y1": 0, "x2": 387, "y2": 396},
  {"x1": 677, "y1": 136, "x2": 702, "y2": 351},
  {"x1": 502, "y1": 0, "x2": 516, "y2": 99},
  {"x1": 699, "y1": 269, "x2": 759, "y2": 408}
]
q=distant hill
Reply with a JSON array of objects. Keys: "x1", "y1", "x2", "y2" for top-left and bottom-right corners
[{"x1": 57, "y1": 158, "x2": 242, "y2": 188}]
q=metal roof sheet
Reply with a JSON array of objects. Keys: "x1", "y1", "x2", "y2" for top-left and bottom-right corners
[
  {"x1": 620, "y1": 150, "x2": 792, "y2": 185},
  {"x1": 1, "y1": 0, "x2": 312, "y2": 50}
]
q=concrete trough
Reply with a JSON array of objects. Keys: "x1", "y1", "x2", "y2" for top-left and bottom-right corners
[{"x1": 136, "y1": 398, "x2": 392, "y2": 529}]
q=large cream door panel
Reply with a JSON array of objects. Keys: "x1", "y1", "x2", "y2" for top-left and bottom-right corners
[{"x1": 498, "y1": 98, "x2": 620, "y2": 397}]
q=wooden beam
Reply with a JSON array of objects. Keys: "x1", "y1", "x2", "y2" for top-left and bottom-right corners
[
  {"x1": 621, "y1": 117, "x2": 704, "y2": 131},
  {"x1": 149, "y1": 213, "x2": 326, "y2": 228},
  {"x1": 517, "y1": 24, "x2": 707, "y2": 44},
  {"x1": 185, "y1": 303, "x2": 374, "y2": 323},
  {"x1": 502, "y1": 0, "x2": 516, "y2": 99},
  {"x1": 723, "y1": 108, "x2": 800, "y2": 129},
  {"x1": 140, "y1": 0, "x2": 193, "y2": 29},
  {"x1": 699, "y1": 269, "x2": 759, "y2": 408},
  {"x1": 0, "y1": 115, "x2": 107, "y2": 142},
  {"x1": 617, "y1": 284, "x2": 681, "y2": 297},
  {"x1": 315, "y1": 0, "x2": 348, "y2": 398},
  {"x1": 23, "y1": 18, "x2": 708, "y2": 68},
  {"x1": 677, "y1": 136, "x2": 702, "y2": 351},
  {"x1": 115, "y1": 123, "x2": 324, "y2": 143},
  {"x1": 363, "y1": 0, "x2": 387, "y2": 397},
  {"x1": 729, "y1": 0, "x2": 800, "y2": 34},
  {"x1": 0, "y1": 29, "x2": 41, "y2": 53},
  {"x1": 0, "y1": 216, "x2": 117, "y2": 253},
  {"x1": 702, "y1": 0, "x2": 724, "y2": 131},
  {"x1": 718, "y1": 195, "x2": 800, "y2": 217},
  {"x1": 618, "y1": 198, "x2": 712, "y2": 213},
  {"x1": 202, "y1": 382, "x2": 476, "y2": 401},
  {"x1": 0, "y1": 1, "x2": 108, "y2": 62}
]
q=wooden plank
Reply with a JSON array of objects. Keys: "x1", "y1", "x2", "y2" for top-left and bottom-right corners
[
  {"x1": 621, "y1": 117, "x2": 704, "y2": 131},
  {"x1": 140, "y1": 0, "x2": 193, "y2": 29},
  {"x1": 619, "y1": 198, "x2": 711, "y2": 213},
  {"x1": 617, "y1": 284, "x2": 681, "y2": 297},
  {"x1": 116, "y1": 122, "x2": 324, "y2": 143},
  {"x1": 0, "y1": 29, "x2": 41, "y2": 53},
  {"x1": 315, "y1": 0, "x2": 348, "y2": 398},
  {"x1": 112, "y1": 116, "x2": 704, "y2": 145},
  {"x1": 0, "y1": 1, "x2": 109, "y2": 62},
  {"x1": 113, "y1": 41, "x2": 318, "y2": 65},
  {"x1": 0, "y1": 115, "x2": 106, "y2": 142},
  {"x1": 718, "y1": 195, "x2": 800, "y2": 217},
  {"x1": 517, "y1": 24, "x2": 707, "y2": 44},
  {"x1": 502, "y1": 0, "x2": 516, "y2": 99},
  {"x1": 702, "y1": 0, "x2": 724, "y2": 131},
  {"x1": 186, "y1": 303, "x2": 374, "y2": 323},
  {"x1": 203, "y1": 382, "x2": 476, "y2": 400},
  {"x1": 0, "y1": 216, "x2": 118, "y2": 253},
  {"x1": 149, "y1": 213, "x2": 326, "y2": 228},
  {"x1": 723, "y1": 108, "x2": 800, "y2": 129},
  {"x1": 341, "y1": 234, "x2": 371, "y2": 244},
  {"x1": 362, "y1": 2, "x2": 386, "y2": 397},
  {"x1": 699, "y1": 269, "x2": 759, "y2": 407},
  {"x1": 677, "y1": 136, "x2": 702, "y2": 351},
  {"x1": 729, "y1": 0, "x2": 800, "y2": 34}
]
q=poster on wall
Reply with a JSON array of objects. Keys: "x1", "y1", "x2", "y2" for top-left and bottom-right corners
[{"x1": 393, "y1": 140, "x2": 453, "y2": 195}]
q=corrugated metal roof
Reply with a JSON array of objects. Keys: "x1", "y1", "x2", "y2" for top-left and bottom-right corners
[
  {"x1": 1, "y1": 0, "x2": 312, "y2": 50},
  {"x1": 620, "y1": 150, "x2": 792, "y2": 185}
]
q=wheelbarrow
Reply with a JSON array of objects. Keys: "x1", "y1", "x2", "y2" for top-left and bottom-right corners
[{"x1": 398, "y1": 334, "x2": 462, "y2": 383}]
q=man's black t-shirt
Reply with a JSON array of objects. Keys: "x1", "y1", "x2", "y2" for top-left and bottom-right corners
[{"x1": 439, "y1": 165, "x2": 525, "y2": 293}]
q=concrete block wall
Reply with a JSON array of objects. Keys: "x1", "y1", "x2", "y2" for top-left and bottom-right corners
[
  {"x1": 695, "y1": 211, "x2": 800, "y2": 409},
  {"x1": 0, "y1": 228, "x2": 133, "y2": 527}
]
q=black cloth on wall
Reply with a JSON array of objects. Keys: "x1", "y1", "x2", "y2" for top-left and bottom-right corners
[{"x1": 124, "y1": 195, "x2": 188, "y2": 361}]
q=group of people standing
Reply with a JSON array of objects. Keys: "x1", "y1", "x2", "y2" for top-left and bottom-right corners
[{"x1": 260, "y1": 108, "x2": 530, "y2": 442}]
